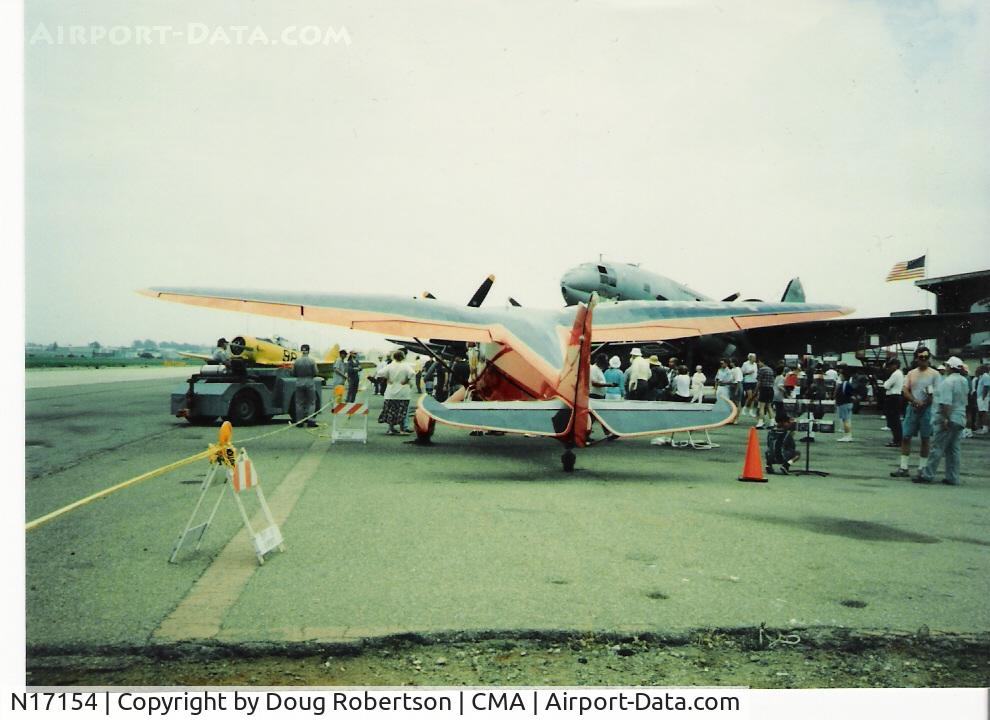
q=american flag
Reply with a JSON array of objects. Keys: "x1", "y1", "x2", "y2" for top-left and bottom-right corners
[{"x1": 885, "y1": 255, "x2": 926, "y2": 282}]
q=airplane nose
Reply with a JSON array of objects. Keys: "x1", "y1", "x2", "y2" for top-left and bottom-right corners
[{"x1": 560, "y1": 266, "x2": 597, "y2": 305}]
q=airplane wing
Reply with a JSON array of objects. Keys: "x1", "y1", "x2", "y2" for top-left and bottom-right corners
[
  {"x1": 742, "y1": 311, "x2": 990, "y2": 355},
  {"x1": 590, "y1": 300, "x2": 852, "y2": 342},
  {"x1": 177, "y1": 351, "x2": 214, "y2": 363},
  {"x1": 140, "y1": 288, "x2": 506, "y2": 344},
  {"x1": 141, "y1": 286, "x2": 576, "y2": 383}
]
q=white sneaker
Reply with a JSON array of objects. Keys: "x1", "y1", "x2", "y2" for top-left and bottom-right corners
[
  {"x1": 963, "y1": 428, "x2": 973, "y2": 438},
  {"x1": 755, "y1": 421, "x2": 764, "y2": 429},
  {"x1": 880, "y1": 426, "x2": 889, "y2": 431},
  {"x1": 837, "y1": 435, "x2": 853, "y2": 442},
  {"x1": 979, "y1": 427, "x2": 989, "y2": 435}
]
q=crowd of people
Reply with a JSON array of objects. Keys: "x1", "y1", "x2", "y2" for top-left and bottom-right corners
[
  {"x1": 583, "y1": 345, "x2": 987, "y2": 484},
  {"x1": 289, "y1": 338, "x2": 989, "y2": 484}
]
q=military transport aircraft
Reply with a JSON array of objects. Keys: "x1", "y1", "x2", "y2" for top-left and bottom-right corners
[
  {"x1": 141, "y1": 286, "x2": 850, "y2": 470},
  {"x1": 560, "y1": 260, "x2": 990, "y2": 362}
]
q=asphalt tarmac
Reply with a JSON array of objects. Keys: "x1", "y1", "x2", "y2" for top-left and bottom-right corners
[{"x1": 24, "y1": 369, "x2": 990, "y2": 656}]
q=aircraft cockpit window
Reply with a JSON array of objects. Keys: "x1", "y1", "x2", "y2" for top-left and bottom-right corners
[
  {"x1": 655, "y1": 294, "x2": 667, "y2": 301},
  {"x1": 597, "y1": 265, "x2": 608, "y2": 274},
  {"x1": 599, "y1": 273, "x2": 617, "y2": 287}
]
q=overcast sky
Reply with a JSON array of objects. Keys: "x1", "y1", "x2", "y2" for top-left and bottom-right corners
[{"x1": 23, "y1": 0, "x2": 990, "y2": 351}]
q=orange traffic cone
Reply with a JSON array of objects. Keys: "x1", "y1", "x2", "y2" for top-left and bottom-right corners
[{"x1": 738, "y1": 427, "x2": 767, "y2": 483}]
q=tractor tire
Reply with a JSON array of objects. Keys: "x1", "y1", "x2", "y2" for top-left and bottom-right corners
[{"x1": 228, "y1": 391, "x2": 262, "y2": 425}]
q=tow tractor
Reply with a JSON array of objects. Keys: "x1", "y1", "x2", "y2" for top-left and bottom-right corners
[{"x1": 172, "y1": 363, "x2": 324, "y2": 425}]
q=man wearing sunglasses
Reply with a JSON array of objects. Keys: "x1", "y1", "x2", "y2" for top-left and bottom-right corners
[{"x1": 890, "y1": 347, "x2": 940, "y2": 479}]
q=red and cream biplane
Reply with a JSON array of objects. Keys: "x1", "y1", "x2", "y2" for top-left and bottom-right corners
[{"x1": 141, "y1": 287, "x2": 850, "y2": 470}]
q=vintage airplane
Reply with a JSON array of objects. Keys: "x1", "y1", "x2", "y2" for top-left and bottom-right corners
[
  {"x1": 181, "y1": 336, "x2": 342, "y2": 375},
  {"x1": 560, "y1": 261, "x2": 990, "y2": 361},
  {"x1": 141, "y1": 285, "x2": 851, "y2": 470}
]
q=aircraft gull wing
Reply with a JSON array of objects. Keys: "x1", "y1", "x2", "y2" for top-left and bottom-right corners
[
  {"x1": 141, "y1": 288, "x2": 503, "y2": 344},
  {"x1": 590, "y1": 300, "x2": 851, "y2": 342}
]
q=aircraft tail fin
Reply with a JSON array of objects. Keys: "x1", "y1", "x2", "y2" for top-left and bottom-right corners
[
  {"x1": 781, "y1": 277, "x2": 805, "y2": 303},
  {"x1": 324, "y1": 343, "x2": 340, "y2": 363}
]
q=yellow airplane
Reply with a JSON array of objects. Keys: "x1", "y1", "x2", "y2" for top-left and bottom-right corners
[{"x1": 181, "y1": 336, "x2": 340, "y2": 375}]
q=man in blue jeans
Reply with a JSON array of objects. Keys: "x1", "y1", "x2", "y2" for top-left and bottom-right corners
[{"x1": 915, "y1": 356, "x2": 969, "y2": 485}]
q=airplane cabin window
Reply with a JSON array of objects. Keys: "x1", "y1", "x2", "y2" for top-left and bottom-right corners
[{"x1": 655, "y1": 294, "x2": 667, "y2": 301}]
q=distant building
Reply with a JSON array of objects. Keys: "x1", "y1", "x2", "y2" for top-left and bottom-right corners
[{"x1": 915, "y1": 270, "x2": 990, "y2": 355}]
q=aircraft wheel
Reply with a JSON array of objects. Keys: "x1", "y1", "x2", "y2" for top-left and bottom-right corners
[
  {"x1": 561, "y1": 450, "x2": 576, "y2": 472},
  {"x1": 228, "y1": 391, "x2": 262, "y2": 425}
]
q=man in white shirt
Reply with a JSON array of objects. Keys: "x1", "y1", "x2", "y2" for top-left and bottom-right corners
[
  {"x1": 882, "y1": 359, "x2": 904, "y2": 447},
  {"x1": 890, "y1": 347, "x2": 941, "y2": 478},
  {"x1": 625, "y1": 348, "x2": 652, "y2": 400},
  {"x1": 741, "y1": 353, "x2": 759, "y2": 416},
  {"x1": 730, "y1": 359, "x2": 744, "y2": 411}
]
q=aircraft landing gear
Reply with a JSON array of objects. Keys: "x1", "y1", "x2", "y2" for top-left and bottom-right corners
[{"x1": 561, "y1": 449, "x2": 576, "y2": 472}]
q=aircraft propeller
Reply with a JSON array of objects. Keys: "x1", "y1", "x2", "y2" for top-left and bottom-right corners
[{"x1": 420, "y1": 275, "x2": 496, "y2": 307}]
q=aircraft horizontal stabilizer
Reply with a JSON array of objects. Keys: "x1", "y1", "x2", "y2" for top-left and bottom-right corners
[
  {"x1": 590, "y1": 397, "x2": 737, "y2": 438},
  {"x1": 418, "y1": 395, "x2": 572, "y2": 436}
]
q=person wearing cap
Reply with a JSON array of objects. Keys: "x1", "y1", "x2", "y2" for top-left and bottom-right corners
[
  {"x1": 765, "y1": 414, "x2": 799, "y2": 474},
  {"x1": 624, "y1": 348, "x2": 652, "y2": 400},
  {"x1": 604, "y1": 356, "x2": 625, "y2": 400},
  {"x1": 891, "y1": 346, "x2": 940, "y2": 478},
  {"x1": 345, "y1": 350, "x2": 362, "y2": 402},
  {"x1": 647, "y1": 355, "x2": 668, "y2": 400},
  {"x1": 211, "y1": 338, "x2": 230, "y2": 366},
  {"x1": 915, "y1": 356, "x2": 969, "y2": 485},
  {"x1": 292, "y1": 344, "x2": 320, "y2": 427},
  {"x1": 332, "y1": 351, "x2": 348, "y2": 395}
]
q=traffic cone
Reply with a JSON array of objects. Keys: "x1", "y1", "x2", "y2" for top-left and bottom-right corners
[{"x1": 738, "y1": 427, "x2": 767, "y2": 483}]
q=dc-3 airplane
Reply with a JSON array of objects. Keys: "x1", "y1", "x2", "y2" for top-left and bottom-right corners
[
  {"x1": 141, "y1": 285, "x2": 851, "y2": 470},
  {"x1": 560, "y1": 261, "x2": 990, "y2": 361}
]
